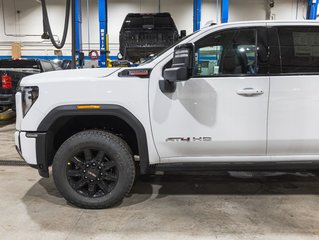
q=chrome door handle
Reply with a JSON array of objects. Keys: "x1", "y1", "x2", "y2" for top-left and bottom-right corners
[{"x1": 236, "y1": 88, "x2": 264, "y2": 96}]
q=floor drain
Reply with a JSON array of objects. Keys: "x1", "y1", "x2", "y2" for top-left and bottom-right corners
[{"x1": 0, "y1": 160, "x2": 28, "y2": 166}]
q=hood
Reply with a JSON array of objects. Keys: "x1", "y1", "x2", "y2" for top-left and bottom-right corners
[{"x1": 20, "y1": 67, "x2": 121, "y2": 86}]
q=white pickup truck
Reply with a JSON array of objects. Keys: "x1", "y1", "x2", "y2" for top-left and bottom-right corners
[{"x1": 15, "y1": 20, "x2": 319, "y2": 208}]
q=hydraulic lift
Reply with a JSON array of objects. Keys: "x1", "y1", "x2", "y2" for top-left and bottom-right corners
[
  {"x1": 71, "y1": 0, "x2": 109, "y2": 68},
  {"x1": 193, "y1": 0, "x2": 229, "y2": 32},
  {"x1": 41, "y1": 0, "x2": 319, "y2": 69},
  {"x1": 46, "y1": 0, "x2": 229, "y2": 68},
  {"x1": 307, "y1": 0, "x2": 319, "y2": 20}
]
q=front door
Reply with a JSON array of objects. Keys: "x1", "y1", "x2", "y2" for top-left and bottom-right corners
[{"x1": 149, "y1": 27, "x2": 270, "y2": 161}]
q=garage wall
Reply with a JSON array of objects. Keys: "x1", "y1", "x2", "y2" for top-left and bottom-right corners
[{"x1": 0, "y1": 0, "x2": 310, "y2": 59}]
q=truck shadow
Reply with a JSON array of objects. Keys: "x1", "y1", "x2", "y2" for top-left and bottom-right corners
[
  {"x1": 21, "y1": 171, "x2": 319, "y2": 234},
  {"x1": 24, "y1": 171, "x2": 319, "y2": 208}
]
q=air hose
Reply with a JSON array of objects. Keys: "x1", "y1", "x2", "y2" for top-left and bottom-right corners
[{"x1": 41, "y1": 0, "x2": 71, "y2": 49}]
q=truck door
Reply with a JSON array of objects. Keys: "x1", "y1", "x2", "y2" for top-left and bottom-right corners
[
  {"x1": 149, "y1": 27, "x2": 270, "y2": 161},
  {"x1": 267, "y1": 25, "x2": 319, "y2": 155}
]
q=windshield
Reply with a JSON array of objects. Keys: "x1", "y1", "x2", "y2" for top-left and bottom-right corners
[{"x1": 140, "y1": 31, "x2": 197, "y2": 65}]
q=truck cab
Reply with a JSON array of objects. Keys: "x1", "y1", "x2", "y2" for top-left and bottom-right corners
[{"x1": 15, "y1": 21, "x2": 319, "y2": 208}]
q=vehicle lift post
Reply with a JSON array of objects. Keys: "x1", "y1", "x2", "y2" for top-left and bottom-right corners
[
  {"x1": 221, "y1": 0, "x2": 229, "y2": 23},
  {"x1": 193, "y1": 0, "x2": 202, "y2": 31},
  {"x1": 98, "y1": 0, "x2": 109, "y2": 68},
  {"x1": 71, "y1": 0, "x2": 83, "y2": 69},
  {"x1": 307, "y1": 0, "x2": 319, "y2": 20}
]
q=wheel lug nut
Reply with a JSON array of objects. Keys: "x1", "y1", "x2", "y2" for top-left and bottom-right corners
[
  {"x1": 86, "y1": 164, "x2": 89, "y2": 168},
  {"x1": 100, "y1": 173, "x2": 103, "y2": 176},
  {"x1": 82, "y1": 170, "x2": 86, "y2": 173},
  {"x1": 84, "y1": 176, "x2": 88, "y2": 179},
  {"x1": 97, "y1": 178, "x2": 100, "y2": 181},
  {"x1": 98, "y1": 166, "x2": 102, "y2": 170},
  {"x1": 90, "y1": 180, "x2": 94, "y2": 182}
]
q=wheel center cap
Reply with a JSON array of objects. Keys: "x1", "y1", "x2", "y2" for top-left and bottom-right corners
[{"x1": 86, "y1": 169, "x2": 100, "y2": 180}]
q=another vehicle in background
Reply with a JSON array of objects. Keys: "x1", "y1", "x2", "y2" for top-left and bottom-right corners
[
  {"x1": 119, "y1": 12, "x2": 184, "y2": 62},
  {"x1": 0, "y1": 58, "x2": 60, "y2": 112}
]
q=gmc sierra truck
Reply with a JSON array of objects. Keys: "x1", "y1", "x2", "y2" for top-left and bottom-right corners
[{"x1": 15, "y1": 21, "x2": 319, "y2": 208}]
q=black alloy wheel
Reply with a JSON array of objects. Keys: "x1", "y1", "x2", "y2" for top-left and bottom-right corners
[
  {"x1": 67, "y1": 148, "x2": 118, "y2": 198},
  {"x1": 53, "y1": 130, "x2": 136, "y2": 209}
]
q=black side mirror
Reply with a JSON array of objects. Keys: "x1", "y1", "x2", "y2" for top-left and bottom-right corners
[
  {"x1": 164, "y1": 43, "x2": 194, "y2": 81},
  {"x1": 160, "y1": 43, "x2": 194, "y2": 92},
  {"x1": 163, "y1": 65, "x2": 188, "y2": 82}
]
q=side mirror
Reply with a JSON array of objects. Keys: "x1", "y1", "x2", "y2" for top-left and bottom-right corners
[
  {"x1": 164, "y1": 43, "x2": 194, "y2": 82},
  {"x1": 163, "y1": 66, "x2": 188, "y2": 82},
  {"x1": 161, "y1": 43, "x2": 194, "y2": 92}
]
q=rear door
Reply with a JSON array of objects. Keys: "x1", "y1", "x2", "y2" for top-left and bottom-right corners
[{"x1": 267, "y1": 24, "x2": 319, "y2": 155}]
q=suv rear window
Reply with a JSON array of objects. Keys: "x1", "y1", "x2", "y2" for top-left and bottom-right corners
[
  {"x1": 277, "y1": 27, "x2": 319, "y2": 73},
  {"x1": 123, "y1": 14, "x2": 175, "y2": 29}
]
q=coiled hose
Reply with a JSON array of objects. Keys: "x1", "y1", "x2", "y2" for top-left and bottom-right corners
[{"x1": 41, "y1": 0, "x2": 71, "y2": 49}]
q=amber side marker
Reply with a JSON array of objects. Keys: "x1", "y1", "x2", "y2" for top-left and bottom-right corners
[{"x1": 76, "y1": 105, "x2": 101, "y2": 109}]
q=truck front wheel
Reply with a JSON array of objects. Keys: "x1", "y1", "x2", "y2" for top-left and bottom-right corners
[{"x1": 52, "y1": 130, "x2": 135, "y2": 209}]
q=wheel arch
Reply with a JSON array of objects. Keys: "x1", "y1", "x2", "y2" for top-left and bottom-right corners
[{"x1": 36, "y1": 104, "x2": 150, "y2": 177}]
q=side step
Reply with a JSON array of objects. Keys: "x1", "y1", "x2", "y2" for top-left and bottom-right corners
[{"x1": 151, "y1": 161, "x2": 319, "y2": 172}]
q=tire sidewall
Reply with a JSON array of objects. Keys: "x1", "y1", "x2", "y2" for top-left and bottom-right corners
[{"x1": 53, "y1": 131, "x2": 135, "y2": 208}]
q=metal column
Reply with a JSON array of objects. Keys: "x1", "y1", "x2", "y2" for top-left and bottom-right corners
[
  {"x1": 75, "y1": 0, "x2": 83, "y2": 68},
  {"x1": 71, "y1": 0, "x2": 76, "y2": 69},
  {"x1": 307, "y1": 0, "x2": 319, "y2": 20},
  {"x1": 193, "y1": 0, "x2": 201, "y2": 31},
  {"x1": 221, "y1": 0, "x2": 228, "y2": 23},
  {"x1": 98, "y1": 0, "x2": 108, "y2": 68}
]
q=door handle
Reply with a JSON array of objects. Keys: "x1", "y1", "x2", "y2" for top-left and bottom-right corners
[{"x1": 236, "y1": 88, "x2": 264, "y2": 97}]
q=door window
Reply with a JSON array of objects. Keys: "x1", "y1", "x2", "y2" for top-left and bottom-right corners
[
  {"x1": 276, "y1": 27, "x2": 319, "y2": 74},
  {"x1": 194, "y1": 28, "x2": 267, "y2": 77}
]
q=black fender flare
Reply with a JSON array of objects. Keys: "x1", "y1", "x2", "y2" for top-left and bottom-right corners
[{"x1": 35, "y1": 104, "x2": 150, "y2": 177}]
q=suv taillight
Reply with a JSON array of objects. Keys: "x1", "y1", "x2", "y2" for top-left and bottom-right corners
[{"x1": 1, "y1": 74, "x2": 12, "y2": 89}]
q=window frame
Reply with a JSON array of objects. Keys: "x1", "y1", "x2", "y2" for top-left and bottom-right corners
[{"x1": 192, "y1": 27, "x2": 269, "y2": 78}]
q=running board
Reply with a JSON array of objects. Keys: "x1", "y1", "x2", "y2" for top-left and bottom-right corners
[{"x1": 151, "y1": 161, "x2": 319, "y2": 172}]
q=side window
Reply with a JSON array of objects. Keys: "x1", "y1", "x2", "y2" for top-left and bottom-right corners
[
  {"x1": 196, "y1": 46, "x2": 223, "y2": 76},
  {"x1": 194, "y1": 28, "x2": 266, "y2": 77},
  {"x1": 41, "y1": 61, "x2": 54, "y2": 72},
  {"x1": 277, "y1": 27, "x2": 319, "y2": 74}
]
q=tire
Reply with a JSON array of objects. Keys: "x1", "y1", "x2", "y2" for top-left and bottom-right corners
[{"x1": 52, "y1": 130, "x2": 135, "y2": 209}]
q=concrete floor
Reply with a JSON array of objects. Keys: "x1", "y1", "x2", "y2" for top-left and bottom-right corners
[
  {"x1": 0, "y1": 122, "x2": 21, "y2": 160},
  {"x1": 1, "y1": 123, "x2": 319, "y2": 240}
]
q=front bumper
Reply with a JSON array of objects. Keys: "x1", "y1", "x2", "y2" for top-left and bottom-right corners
[
  {"x1": 15, "y1": 131, "x2": 49, "y2": 177},
  {"x1": 0, "y1": 93, "x2": 14, "y2": 106}
]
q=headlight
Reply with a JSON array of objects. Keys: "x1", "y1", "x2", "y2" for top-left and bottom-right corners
[{"x1": 21, "y1": 86, "x2": 39, "y2": 117}]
